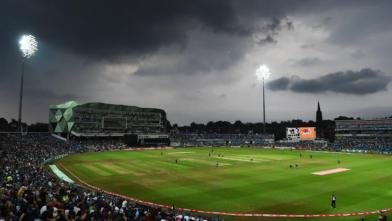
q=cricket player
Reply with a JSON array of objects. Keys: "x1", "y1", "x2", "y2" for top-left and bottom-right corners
[{"x1": 331, "y1": 194, "x2": 336, "y2": 208}]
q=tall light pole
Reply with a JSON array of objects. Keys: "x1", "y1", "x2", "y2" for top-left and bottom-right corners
[
  {"x1": 256, "y1": 65, "x2": 271, "y2": 134},
  {"x1": 18, "y1": 34, "x2": 38, "y2": 133}
]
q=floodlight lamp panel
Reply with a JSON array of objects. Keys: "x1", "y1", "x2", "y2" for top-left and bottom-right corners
[{"x1": 19, "y1": 34, "x2": 38, "y2": 58}]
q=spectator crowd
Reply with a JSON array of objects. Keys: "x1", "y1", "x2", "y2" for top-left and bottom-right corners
[
  {"x1": 331, "y1": 137, "x2": 392, "y2": 154},
  {"x1": 0, "y1": 133, "x2": 212, "y2": 221}
]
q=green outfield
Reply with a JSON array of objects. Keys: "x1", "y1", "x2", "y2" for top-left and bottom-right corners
[{"x1": 56, "y1": 148, "x2": 392, "y2": 220}]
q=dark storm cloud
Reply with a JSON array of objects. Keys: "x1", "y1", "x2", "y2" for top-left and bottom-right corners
[
  {"x1": 257, "y1": 35, "x2": 277, "y2": 45},
  {"x1": 326, "y1": 1, "x2": 392, "y2": 46},
  {"x1": 0, "y1": 1, "x2": 218, "y2": 61},
  {"x1": 292, "y1": 57, "x2": 322, "y2": 67},
  {"x1": 268, "y1": 69, "x2": 392, "y2": 95},
  {"x1": 26, "y1": 89, "x2": 79, "y2": 101},
  {"x1": 267, "y1": 77, "x2": 290, "y2": 90},
  {"x1": 2, "y1": 0, "x2": 392, "y2": 124},
  {"x1": 254, "y1": 17, "x2": 294, "y2": 45},
  {"x1": 0, "y1": 0, "x2": 295, "y2": 62},
  {"x1": 133, "y1": 30, "x2": 249, "y2": 76},
  {"x1": 0, "y1": 0, "x2": 301, "y2": 123}
]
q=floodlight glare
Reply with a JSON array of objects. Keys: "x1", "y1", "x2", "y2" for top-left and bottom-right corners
[
  {"x1": 19, "y1": 34, "x2": 38, "y2": 58},
  {"x1": 255, "y1": 64, "x2": 271, "y2": 81}
]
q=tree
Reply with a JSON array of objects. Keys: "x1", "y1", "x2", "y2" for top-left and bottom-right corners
[
  {"x1": 28, "y1": 123, "x2": 49, "y2": 132},
  {"x1": 334, "y1": 116, "x2": 354, "y2": 120},
  {"x1": 0, "y1": 118, "x2": 10, "y2": 131}
]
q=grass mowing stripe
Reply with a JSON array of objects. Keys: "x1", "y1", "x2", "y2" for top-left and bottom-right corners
[
  {"x1": 111, "y1": 162, "x2": 147, "y2": 176},
  {"x1": 72, "y1": 163, "x2": 111, "y2": 177},
  {"x1": 93, "y1": 163, "x2": 125, "y2": 175},
  {"x1": 57, "y1": 148, "x2": 392, "y2": 220},
  {"x1": 100, "y1": 162, "x2": 137, "y2": 175}
]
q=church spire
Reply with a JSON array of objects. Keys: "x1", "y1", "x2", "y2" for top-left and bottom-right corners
[
  {"x1": 316, "y1": 101, "x2": 323, "y2": 123},
  {"x1": 316, "y1": 101, "x2": 323, "y2": 138}
]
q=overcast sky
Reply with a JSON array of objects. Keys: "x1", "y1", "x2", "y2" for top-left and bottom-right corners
[{"x1": 1, "y1": 0, "x2": 392, "y2": 125}]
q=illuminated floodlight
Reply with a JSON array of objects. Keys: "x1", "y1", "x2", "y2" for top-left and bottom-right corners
[
  {"x1": 255, "y1": 64, "x2": 272, "y2": 134},
  {"x1": 255, "y1": 64, "x2": 271, "y2": 81},
  {"x1": 17, "y1": 34, "x2": 38, "y2": 134},
  {"x1": 19, "y1": 34, "x2": 38, "y2": 58}
]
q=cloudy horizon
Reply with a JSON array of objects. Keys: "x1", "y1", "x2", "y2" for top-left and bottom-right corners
[{"x1": 1, "y1": 0, "x2": 392, "y2": 125}]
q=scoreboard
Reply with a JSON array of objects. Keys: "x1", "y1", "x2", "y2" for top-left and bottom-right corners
[{"x1": 286, "y1": 127, "x2": 316, "y2": 141}]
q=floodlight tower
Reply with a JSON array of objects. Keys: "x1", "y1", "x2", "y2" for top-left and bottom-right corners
[
  {"x1": 18, "y1": 34, "x2": 38, "y2": 133},
  {"x1": 255, "y1": 65, "x2": 271, "y2": 134}
]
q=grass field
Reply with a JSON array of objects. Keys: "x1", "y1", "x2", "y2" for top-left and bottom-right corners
[{"x1": 56, "y1": 148, "x2": 392, "y2": 220}]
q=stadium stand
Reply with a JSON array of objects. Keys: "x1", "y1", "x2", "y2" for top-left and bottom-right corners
[
  {"x1": 274, "y1": 140, "x2": 327, "y2": 150},
  {"x1": 49, "y1": 101, "x2": 169, "y2": 143},
  {"x1": 169, "y1": 133, "x2": 274, "y2": 147},
  {"x1": 48, "y1": 101, "x2": 171, "y2": 147},
  {"x1": 0, "y1": 133, "x2": 215, "y2": 221},
  {"x1": 333, "y1": 119, "x2": 392, "y2": 153}
]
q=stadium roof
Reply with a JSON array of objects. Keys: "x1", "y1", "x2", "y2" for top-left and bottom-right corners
[
  {"x1": 50, "y1": 100, "x2": 79, "y2": 109},
  {"x1": 50, "y1": 100, "x2": 164, "y2": 113}
]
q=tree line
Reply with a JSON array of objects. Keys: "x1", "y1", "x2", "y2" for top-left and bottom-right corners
[
  {"x1": 0, "y1": 118, "x2": 48, "y2": 132},
  {"x1": 169, "y1": 119, "x2": 336, "y2": 141}
]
